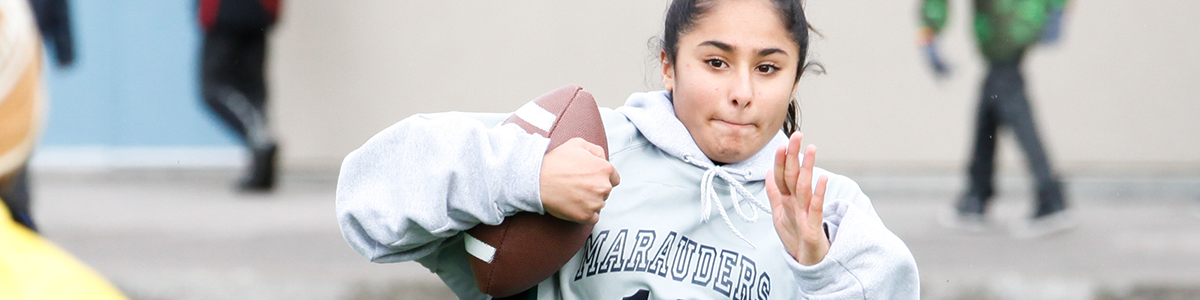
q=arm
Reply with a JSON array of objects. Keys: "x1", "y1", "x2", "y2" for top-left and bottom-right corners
[
  {"x1": 1040, "y1": 0, "x2": 1069, "y2": 44},
  {"x1": 920, "y1": 0, "x2": 951, "y2": 77},
  {"x1": 336, "y1": 112, "x2": 549, "y2": 263},
  {"x1": 920, "y1": 0, "x2": 949, "y2": 38},
  {"x1": 1049, "y1": 0, "x2": 1068, "y2": 11},
  {"x1": 789, "y1": 178, "x2": 920, "y2": 299},
  {"x1": 767, "y1": 133, "x2": 920, "y2": 299},
  {"x1": 787, "y1": 198, "x2": 920, "y2": 299}
]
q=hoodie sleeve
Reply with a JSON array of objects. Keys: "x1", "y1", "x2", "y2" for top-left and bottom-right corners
[
  {"x1": 920, "y1": 0, "x2": 949, "y2": 35},
  {"x1": 336, "y1": 111, "x2": 550, "y2": 264},
  {"x1": 786, "y1": 173, "x2": 920, "y2": 299}
]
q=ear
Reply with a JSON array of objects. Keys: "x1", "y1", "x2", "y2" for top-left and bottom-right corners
[{"x1": 661, "y1": 51, "x2": 675, "y2": 92}]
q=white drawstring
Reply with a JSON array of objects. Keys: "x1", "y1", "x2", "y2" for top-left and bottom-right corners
[{"x1": 683, "y1": 155, "x2": 772, "y2": 248}]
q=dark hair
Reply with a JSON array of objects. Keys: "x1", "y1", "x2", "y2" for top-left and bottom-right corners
[{"x1": 662, "y1": 0, "x2": 812, "y2": 136}]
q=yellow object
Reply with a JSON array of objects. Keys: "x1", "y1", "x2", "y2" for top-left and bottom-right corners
[
  {"x1": 0, "y1": 3, "x2": 127, "y2": 292},
  {"x1": 0, "y1": 199, "x2": 130, "y2": 300}
]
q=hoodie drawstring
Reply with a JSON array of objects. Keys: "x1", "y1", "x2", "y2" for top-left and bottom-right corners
[{"x1": 683, "y1": 155, "x2": 772, "y2": 248}]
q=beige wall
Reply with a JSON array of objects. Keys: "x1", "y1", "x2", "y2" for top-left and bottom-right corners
[{"x1": 270, "y1": 1, "x2": 1200, "y2": 175}]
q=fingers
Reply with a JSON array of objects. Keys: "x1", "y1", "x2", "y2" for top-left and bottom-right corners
[
  {"x1": 547, "y1": 199, "x2": 603, "y2": 225},
  {"x1": 579, "y1": 138, "x2": 607, "y2": 160},
  {"x1": 584, "y1": 212, "x2": 600, "y2": 225},
  {"x1": 571, "y1": 136, "x2": 618, "y2": 190},
  {"x1": 767, "y1": 170, "x2": 798, "y2": 234},
  {"x1": 541, "y1": 137, "x2": 615, "y2": 225},
  {"x1": 609, "y1": 166, "x2": 621, "y2": 187},
  {"x1": 579, "y1": 203, "x2": 602, "y2": 224},
  {"x1": 576, "y1": 188, "x2": 609, "y2": 224},
  {"x1": 576, "y1": 137, "x2": 619, "y2": 187},
  {"x1": 810, "y1": 175, "x2": 828, "y2": 227},
  {"x1": 773, "y1": 144, "x2": 789, "y2": 196},
  {"x1": 564, "y1": 205, "x2": 603, "y2": 225},
  {"x1": 765, "y1": 169, "x2": 782, "y2": 208},
  {"x1": 795, "y1": 144, "x2": 816, "y2": 210},
  {"x1": 783, "y1": 133, "x2": 804, "y2": 197}
]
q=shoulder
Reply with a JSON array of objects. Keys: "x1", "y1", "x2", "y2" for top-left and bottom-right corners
[{"x1": 599, "y1": 108, "x2": 650, "y2": 156}]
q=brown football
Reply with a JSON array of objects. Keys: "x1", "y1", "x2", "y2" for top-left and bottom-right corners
[{"x1": 463, "y1": 85, "x2": 607, "y2": 297}]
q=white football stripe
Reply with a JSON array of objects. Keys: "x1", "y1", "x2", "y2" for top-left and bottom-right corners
[
  {"x1": 463, "y1": 233, "x2": 497, "y2": 263},
  {"x1": 513, "y1": 101, "x2": 556, "y2": 133}
]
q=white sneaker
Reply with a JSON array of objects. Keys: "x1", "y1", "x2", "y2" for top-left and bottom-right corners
[
  {"x1": 938, "y1": 207, "x2": 990, "y2": 233},
  {"x1": 1010, "y1": 209, "x2": 1077, "y2": 239}
]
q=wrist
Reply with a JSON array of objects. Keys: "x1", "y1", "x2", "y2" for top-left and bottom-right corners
[{"x1": 918, "y1": 27, "x2": 937, "y2": 46}]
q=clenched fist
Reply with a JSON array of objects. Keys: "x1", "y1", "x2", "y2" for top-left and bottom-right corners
[{"x1": 540, "y1": 138, "x2": 620, "y2": 224}]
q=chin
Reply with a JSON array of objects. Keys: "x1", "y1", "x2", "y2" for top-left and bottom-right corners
[
  {"x1": 707, "y1": 146, "x2": 753, "y2": 164},
  {"x1": 713, "y1": 138, "x2": 774, "y2": 164}
]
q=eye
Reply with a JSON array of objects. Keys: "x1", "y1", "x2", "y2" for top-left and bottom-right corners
[
  {"x1": 755, "y1": 64, "x2": 778, "y2": 74},
  {"x1": 706, "y1": 58, "x2": 728, "y2": 69}
]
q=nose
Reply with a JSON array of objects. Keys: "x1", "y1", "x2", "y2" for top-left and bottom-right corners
[{"x1": 729, "y1": 68, "x2": 753, "y2": 109}]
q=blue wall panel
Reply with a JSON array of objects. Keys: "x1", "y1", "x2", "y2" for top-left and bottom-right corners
[{"x1": 40, "y1": 0, "x2": 238, "y2": 147}]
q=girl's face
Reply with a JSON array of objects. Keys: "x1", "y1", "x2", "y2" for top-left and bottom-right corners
[{"x1": 663, "y1": 0, "x2": 801, "y2": 164}]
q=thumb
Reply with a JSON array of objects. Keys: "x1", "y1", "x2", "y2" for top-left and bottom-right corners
[{"x1": 609, "y1": 165, "x2": 621, "y2": 187}]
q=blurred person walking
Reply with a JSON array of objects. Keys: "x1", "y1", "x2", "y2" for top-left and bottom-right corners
[
  {"x1": 28, "y1": 0, "x2": 74, "y2": 68},
  {"x1": 197, "y1": 0, "x2": 281, "y2": 191},
  {"x1": 920, "y1": 0, "x2": 1073, "y2": 238}
]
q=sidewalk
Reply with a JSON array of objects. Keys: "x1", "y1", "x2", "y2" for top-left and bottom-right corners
[
  {"x1": 857, "y1": 175, "x2": 1200, "y2": 300},
  {"x1": 31, "y1": 170, "x2": 454, "y2": 300},
  {"x1": 27, "y1": 170, "x2": 1200, "y2": 300}
]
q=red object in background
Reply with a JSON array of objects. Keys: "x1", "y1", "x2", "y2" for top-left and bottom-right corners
[{"x1": 198, "y1": 0, "x2": 282, "y2": 32}]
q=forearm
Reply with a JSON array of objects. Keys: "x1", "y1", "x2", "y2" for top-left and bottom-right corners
[
  {"x1": 788, "y1": 177, "x2": 919, "y2": 299},
  {"x1": 336, "y1": 112, "x2": 549, "y2": 263}
]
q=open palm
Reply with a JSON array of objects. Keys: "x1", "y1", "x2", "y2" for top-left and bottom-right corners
[{"x1": 766, "y1": 133, "x2": 830, "y2": 266}]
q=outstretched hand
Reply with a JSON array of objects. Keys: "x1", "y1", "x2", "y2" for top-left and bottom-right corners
[
  {"x1": 766, "y1": 133, "x2": 830, "y2": 266},
  {"x1": 1040, "y1": 9, "x2": 1065, "y2": 45},
  {"x1": 540, "y1": 138, "x2": 620, "y2": 225}
]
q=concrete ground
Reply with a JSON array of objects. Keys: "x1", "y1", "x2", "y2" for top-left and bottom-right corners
[{"x1": 25, "y1": 170, "x2": 1200, "y2": 300}]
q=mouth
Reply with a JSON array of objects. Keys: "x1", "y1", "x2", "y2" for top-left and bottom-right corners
[{"x1": 715, "y1": 119, "x2": 755, "y2": 129}]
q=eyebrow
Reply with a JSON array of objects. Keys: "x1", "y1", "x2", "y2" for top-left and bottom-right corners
[
  {"x1": 698, "y1": 40, "x2": 789, "y2": 57},
  {"x1": 699, "y1": 40, "x2": 735, "y2": 52},
  {"x1": 757, "y1": 48, "x2": 787, "y2": 57}
]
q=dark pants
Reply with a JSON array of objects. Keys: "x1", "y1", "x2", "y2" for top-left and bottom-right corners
[
  {"x1": 201, "y1": 27, "x2": 277, "y2": 188},
  {"x1": 958, "y1": 58, "x2": 1066, "y2": 218},
  {"x1": 2, "y1": 165, "x2": 36, "y2": 231},
  {"x1": 201, "y1": 28, "x2": 270, "y2": 148}
]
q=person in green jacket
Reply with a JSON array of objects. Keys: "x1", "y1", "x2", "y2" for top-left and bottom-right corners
[{"x1": 920, "y1": 0, "x2": 1073, "y2": 238}]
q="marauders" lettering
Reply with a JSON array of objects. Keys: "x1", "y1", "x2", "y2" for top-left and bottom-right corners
[{"x1": 574, "y1": 229, "x2": 772, "y2": 300}]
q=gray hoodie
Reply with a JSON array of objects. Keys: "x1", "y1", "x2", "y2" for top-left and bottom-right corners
[{"x1": 337, "y1": 91, "x2": 919, "y2": 299}]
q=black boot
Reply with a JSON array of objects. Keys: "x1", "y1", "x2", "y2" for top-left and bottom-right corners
[
  {"x1": 239, "y1": 143, "x2": 277, "y2": 192},
  {"x1": 1010, "y1": 179, "x2": 1074, "y2": 238},
  {"x1": 1033, "y1": 179, "x2": 1067, "y2": 218}
]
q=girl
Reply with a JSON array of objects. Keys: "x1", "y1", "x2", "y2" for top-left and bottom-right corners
[{"x1": 337, "y1": 0, "x2": 919, "y2": 298}]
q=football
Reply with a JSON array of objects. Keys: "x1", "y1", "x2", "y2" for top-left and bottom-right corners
[{"x1": 463, "y1": 85, "x2": 607, "y2": 297}]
